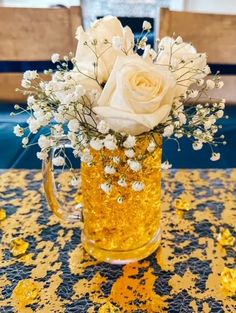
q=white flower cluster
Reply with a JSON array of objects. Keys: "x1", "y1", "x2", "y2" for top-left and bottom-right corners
[{"x1": 13, "y1": 16, "x2": 226, "y2": 197}]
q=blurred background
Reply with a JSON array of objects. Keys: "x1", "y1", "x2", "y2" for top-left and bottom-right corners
[{"x1": 0, "y1": 0, "x2": 236, "y2": 169}]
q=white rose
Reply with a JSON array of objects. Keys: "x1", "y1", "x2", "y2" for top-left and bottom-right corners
[
  {"x1": 94, "y1": 55, "x2": 176, "y2": 135},
  {"x1": 75, "y1": 16, "x2": 134, "y2": 84},
  {"x1": 156, "y1": 37, "x2": 207, "y2": 96}
]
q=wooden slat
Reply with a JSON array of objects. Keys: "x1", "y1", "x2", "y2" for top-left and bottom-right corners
[
  {"x1": 0, "y1": 6, "x2": 82, "y2": 61},
  {"x1": 0, "y1": 73, "x2": 51, "y2": 103},
  {"x1": 160, "y1": 8, "x2": 236, "y2": 64}
]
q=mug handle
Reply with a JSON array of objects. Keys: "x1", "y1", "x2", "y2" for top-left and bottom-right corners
[{"x1": 42, "y1": 139, "x2": 83, "y2": 222}]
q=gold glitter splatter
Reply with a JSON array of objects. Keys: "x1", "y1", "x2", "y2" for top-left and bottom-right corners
[
  {"x1": 217, "y1": 229, "x2": 235, "y2": 247},
  {"x1": 0, "y1": 208, "x2": 6, "y2": 221},
  {"x1": 98, "y1": 302, "x2": 121, "y2": 313},
  {"x1": 11, "y1": 238, "x2": 29, "y2": 257},
  {"x1": 175, "y1": 198, "x2": 192, "y2": 211},
  {"x1": 221, "y1": 268, "x2": 236, "y2": 294},
  {"x1": 12, "y1": 279, "x2": 41, "y2": 308}
]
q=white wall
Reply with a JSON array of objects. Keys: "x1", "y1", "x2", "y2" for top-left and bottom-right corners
[
  {"x1": 184, "y1": 0, "x2": 236, "y2": 14},
  {"x1": 2, "y1": 0, "x2": 79, "y2": 7}
]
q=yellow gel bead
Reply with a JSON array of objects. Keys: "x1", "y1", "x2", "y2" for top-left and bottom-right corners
[
  {"x1": 217, "y1": 229, "x2": 235, "y2": 247},
  {"x1": 0, "y1": 208, "x2": 7, "y2": 221},
  {"x1": 13, "y1": 279, "x2": 40, "y2": 307},
  {"x1": 221, "y1": 268, "x2": 236, "y2": 294},
  {"x1": 11, "y1": 238, "x2": 29, "y2": 257},
  {"x1": 175, "y1": 198, "x2": 191, "y2": 211}
]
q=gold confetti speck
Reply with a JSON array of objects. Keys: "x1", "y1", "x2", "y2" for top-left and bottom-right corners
[
  {"x1": 0, "y1": 208, "x2": 7, "y2": 221},
  {"x1": 11, "y1": 238, "x2": 29, "y2": 257},
  {"x1": 98, "y1": 302, "x2": 120, "y2": 313},
  {"x1": 175, "y1": 198, "x2": 191, "y2": 211},
  {"x1": 13, "y1": 279, "x2": 41, "y2": 307},
  {"x1": 217, "y1": 229, "x2": 235, "y2": 247},
  {"x1": 221, "y1": 267, "x2": 236, "y2": 294}
]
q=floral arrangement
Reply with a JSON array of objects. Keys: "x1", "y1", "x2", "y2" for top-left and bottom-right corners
[{"x1": 13, "y1": 16, "x2": 226, "y2": 190}]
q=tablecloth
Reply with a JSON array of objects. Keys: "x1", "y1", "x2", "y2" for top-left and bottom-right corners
[{"x1": 0, "y1": 169, "x2": 235, "y2": 312}]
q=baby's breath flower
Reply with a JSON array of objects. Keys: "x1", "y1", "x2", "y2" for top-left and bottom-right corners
[
  {"x1": 104, "y1": 134, "x2": 117, "y2": 150},
  {"x1": 175, "y1": 36, "x2": 183, "y2": 44},
  {"x1": 210, "y1": 152, "x2": 220, "y2": 161},
  {"x1": 142, "y1": 20, "x2": 152, "y2": 30},
  {"x1": 117, "y1": 178, "x2": 127, "y2": 187},
  {"x1": 80, "y1": 148, "x2": 93, "y2": 163},
  {"x1": 90, "y1": 138, "x2": 103, "y2": 151},
  {"x1": 36, "y1": 151, "x2": 48, "y2": 160},
  {"x1": 192, "y1": 141, "x2": 203, "y2": 150},
  {"x1": 22, "y1": 137, "x2": 29, "y2": 146},
  {"x1": 117, "y1": 196, "x2": 124, "y2": 204},
  {"x1": 23, "y1": 70, "x2": 38, "y2": 80},
  {"x1": 216, "y1": 81, "x2": 224, "y2": 89},
  {"x1": 123, "y1": 135, "x2": 136, "y2": 148},
  {"x1": 112, "y1": 157, "x2": 120, "y2": 164},
  {"x1": 132, "y1": 181, "x2": 144, "y2": 192},
  {"x1": 100, "y1": 182, "x2": 112, "y2": 193},
  {"x1": 13, "y1": 125, "x2": 24, "y2": 137},
  {"x1": 53, "y1": 156, "x2": 65, "y2": 167},
  {"x1": 125, "y1": 149, "x2": 135, "y2": 158},
  {"x1": 27, "y1": 96, "x2": 35, "y2": 107},
  {"x1": 206, "y1": 79, "x2": 215, "y2": 90},
  {"x1": 161, "y1": 161, "x2": 172, "y2": 170},
  {"x1": 216, "y1": 110, "x2": 224, "y2": 118},
  {"x1": 97, "y1": 120, "x2": 110, "y2": 134},
  {"x1": 68, "y1": 119, "x2": 80, "y2": 133},
  {"x1": 27, "y1": 118, "x2": 41, "y2": 134},
  {"x1": 163, "y1": 125, "x2": 174, "y2": 137},
  {"x1": 147, "y1": 140, "x2": 156, "y2": 153},
  {"x1": 197, "y1": 79, "x2": 204, "y2": 86},
  {"x1": 38, "y1": 135, "x2": 51, "y2": 149},
  {"x1": 51, "y1": 53, "x2": 60, "y2": 63},
  {"x1": 21, "y1": 79, "x2": 31, "y2": 89},
  {"x1": 104, "y1": 166, "x2": 116, "y2": 175},
  {"x1": 127, "y1": 160, "x2": 142, "y2": 172}
]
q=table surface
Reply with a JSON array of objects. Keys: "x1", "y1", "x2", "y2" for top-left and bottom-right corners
[{"x1": 0, "y1": 169, "x2": 235, "y2": 313}]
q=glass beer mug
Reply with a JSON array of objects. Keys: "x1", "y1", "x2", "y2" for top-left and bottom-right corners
[{"x1": 43, "y1": 137, "x2": 162, "y2": 264}]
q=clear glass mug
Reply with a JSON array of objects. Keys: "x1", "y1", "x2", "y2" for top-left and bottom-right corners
[{"x1": 43, "y1": 137, "x2": 162, "y2": 264}]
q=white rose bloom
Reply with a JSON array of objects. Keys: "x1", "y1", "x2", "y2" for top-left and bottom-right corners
[
  {"x1": 38, "y1": 135, "x2": 51, "y2": 149},
  {"x1": 156, "y1": 37, "x2": 207, "y2": 97},
  {"x1": 112, "y1": 36, "x2": 124, "y2": 50},
  {"x1": 13, "y1": 124, "x2": 24, "y2": 137},
  {"x1": 210, "y1": 152, "x2": 220, "y2": 161},
  {"x1": 75, "y1": 16, "x2": 134, "y2": 83},
  {"x1": 53, "y1": 156, "x2": 65, "y2": 167},
  {"x1": 127, "y1": 160, "x2": 142, "y2": 172},
  {"x1": 97, "y1": 120, "x2": 110, "y2": 134},
  {"x1": 90, "y1": 138, "x2": 103, "y2": 151},
  {"x1": 68, "y1": 119, "x2": 80, "y2": 133},
  {"x1": 104, "y1": 166, "x2": 116, "y2": 175},
  {"x1": 132, "y1": 181, "x2": 144, "y2": 192},
  {"x1": 94, "y1": 55, "x2": 176, "y2": 135},
  {"x1": 123, "y1": 135, "x2": 136, "y2": 148}
]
